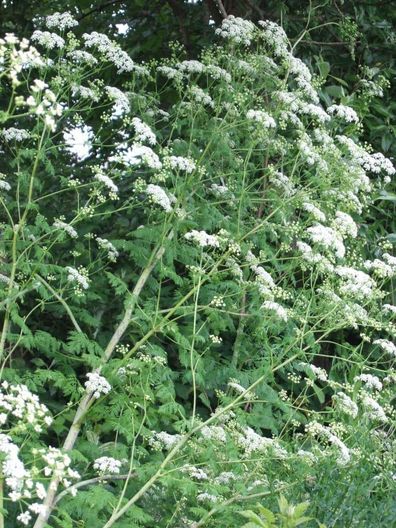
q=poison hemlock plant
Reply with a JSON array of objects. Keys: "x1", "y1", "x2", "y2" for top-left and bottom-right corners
[{"x1": 0, "y1": 11, "x2": 394, "y2": 528}]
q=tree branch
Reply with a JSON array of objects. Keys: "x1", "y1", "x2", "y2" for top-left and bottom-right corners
[
  {"x1": 32, "y1": 234, "x2": 172, "y2": 528},
  {"x1": 54, "y1": 474, "x2": 134, "y2": 506},
  {"x1": 77, "y1": 0, "x2": 125, "y2": 21},
  {"x1": 214, "y1": 0, "x2": 228, "y2": 19}
]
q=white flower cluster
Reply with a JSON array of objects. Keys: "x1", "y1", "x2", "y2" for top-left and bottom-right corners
[
  {"x1": 66, "y1": 266, "x2": 90, "y2": 290},
  {"x1": 93, "y1": 456, "x2": 122, "y2": 475},
  {"x1": 246, "y1": 109, "x2": 276, "y2": 128},
  {"x1": 0, "y1": 439, "x2": 80, "y2": 524},
  {"x1": 45, "y1": 11, "x2": 78, "y2": 31},
  {"x1": 25, "y1": 80, "x2": 62, "y2": 131},
  {"x1": 383, "y1": 303, "x2": 396, "y2": 315},
  {"x1": 146, "y1": 184, "x2": 173, "y2": 212},
  {"x1": 0, "y1": 178, "x2": 11, "y2": 192},
  {"x1": 2, "y1": 37, "x2": 46, "y2": 86},
  {"x1": 309, "y1": 364, "x2": 328, "y2": 382},
  {"x1": 94, "y1": 171, "x2": 119, "y2": 196},
  {"x1": 269, "y1": 170, "x2": 295, "y2": 197},
  {"x1": 149, "y1": 431, "x2": 183, "y2": 450},
  {"x1": 302, "y1": 202, "x2": 326, "y2": 222},
  {"x1": 306, "y1": 422, "x2": 350, "y2": 465},
  {"x1": 214, "y1": 471, "x2": 237, "y2": 484},
  {"x1": 0, "y1": 433, "x2": 29, "y2": 503},
  {"x1": 68, "y1": 50, "x2": 98, "y2": 66},
  {"x1": 333, "y1": 211, "x2": 358, "y2": 238},
  {"x1": 2, "y1": 127, "x2": 30, "y2": 142},
  {"x1": 85, "y1": 372, "x2": 111, "y2": 399},
  {"x1": 157, "y1": 65, "x2": 183, "y2": 82},
  {"x1": 337, "y1": 135, "x2": 395, "y2": 176},
  {"x1": 83, "y1": 32, "x2": 135, "y2": 73},
  {"x1": 96, "y1": 237, "x2": 119, "y2": 261},
  {"x1": 164, "y1": 156, "x2": 196, "y2": 173},
  {"x1": 201, "y1": 425, "x2": 227, "y2": 443},
  {"x1": 307, "y1": 224, "x2": 345, "y2": 258},
  {"x1": 53, "y1": 219, "x2": 78, "y2": 238},
  {"x1": 184, "y1": 230, "x2": 220, "y2": 248},
  {"x1": 106, "y1": 86, "x2": 130, "y2": 120},
  {"x1": 178, "y1": 60, "x2": 205, "y2": 74},
  {"x1": 335, "y1": 266, "x2": 375, "y2": 299},
  {"x1": 197, "y1": 492, "x2": 220, "y2": 503},
  {"x1": 132, "y1": 117, "x2": 156, "y2": 145},
  {"x1": 258, "y1": 20, "x2": 289, "y2": 57},
  {"x1": 31, "y1": 30, "x2": 65, "y2": 49},
  {"x1": 299, "y1": 103, "x2": 330, "y2": 123},
  {"x1": 249, "y1": 261, "x2": 276, "y2": 298},
  {"x1": 206, "y1": 64, "x2": 232, "y2": 83},
  {"x1": 0, "y1": 382, "x2": 53, "y2": 433},
  {"x1": 327, "y1": 104, "x2": 359, "y2": 123},
  {"x1": 71, "y1": 85, "x2": 98, "y2": 101},
  {"x1": 181, "y1": 465, "x2": 208, "y2": 480},
  {"x1": 365, "y1": 253, "x2": 396, "y2": 278},
  {"x1": 237, "y1": 426, "x2": 287, "y2": 458},
  {"x1": 261, "y1": 300, "x2": 288, "y2": 321},
  {"x1": 215, "y1": 15, "x2": 256, "y2": 46},
  {"x1": 190, "y1": 86, "x2": 214, "y2": 108},
  {"x1": 360, "y1": 394, "x2": 387, "y2": 422},
  {"x1": 63, "y1": 125, "x2": 93, "y2": 161},
  {"x1": 298, "y1": 137, "x2": 328, "y2": 170},
  {"x1": 333, "y1": 391, "x2": 358, "y2": 418},
  {"x1": 373, "y1": 339, "x2": 396, "y2": 358},
  {"x1": 227, "y1": 380, "x2": 255, "y2": 400},
  {"x1": 111, "y1": 144, "x2": 162, "y2": 169},
  {"x1": 354, "y1": 373, "x2": 382, "y2": 391},
  {"x1": 210, "y1": 183, "x2": 231, "y2": 197},
  {"x1": 0, "y1": 273, "x2": 11, "y2": 284},
  {"x1": 40, "y1": 447, "x2": 79, "y2": 480}
]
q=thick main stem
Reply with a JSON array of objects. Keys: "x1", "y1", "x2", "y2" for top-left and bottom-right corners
[{"x1": 32, "y1": 241, "x2": 168, "y2": 528}]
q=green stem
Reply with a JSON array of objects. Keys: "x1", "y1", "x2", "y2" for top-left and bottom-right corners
[{"x1": 0, "y1": 476, "x2": 4, "y2": 528}]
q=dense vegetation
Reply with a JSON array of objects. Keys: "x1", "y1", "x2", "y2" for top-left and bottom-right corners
[{"x1": 0, "y1": 4, "x2": 395, "y2": 528}]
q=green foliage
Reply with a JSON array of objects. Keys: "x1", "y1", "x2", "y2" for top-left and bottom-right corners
[
  {"x1": 240, "y1": 497, "x2": 320, "y2": 528},
  {"x1": 0, "y1": 8, "x2": 394, "y2": 528}
]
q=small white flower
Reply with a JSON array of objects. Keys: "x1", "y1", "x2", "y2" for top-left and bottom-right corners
[
  {"x1": 105, "y1": 86, "x2": 130, "y2": 120},
  {"x1": 165, "y1": 156, "x2": 196, "y2": 173},
  {"x1": 373, "y1": 339, "x2": 396, "y2": 358},
  {"x1": 53, "y1": 220, "x2": 78, "y2": 238},
  {"x1": 45, "y1": 12, "x2": 78, "y2": 30},
  {"x1": 328, "y1": 104, "x2": 359, "y2": 123},
  {"x1": 17, "y1": 511, "x2": 32, "y2": 526},
  {"x1": 354, "y1": 374, "x2": 382, "y2": 391},
  {"x1": 63, "y1": 125, "x2": 93, "y2": 161},
  {"x1": 149, "y1": 431, "x2": 183, "y2": 450},
  {"x1": 2, "y1": 128, "x2": 30, "y2": 142},
  {"x1": 246, "y1": 109, "x2": 276, "y2": 128},
  {"x1": 333, "y1": 392, "x2": 358, "y2": 418},
  {"x1": 215, "y1": 15, "x2": 256, "y2": 46},
  {"x1": 31, "y1": 31, "x2": 65, "y2": 49},
  {"x1": 261, "y1": 300, "x2": 288, "y2": 321},
  {"x1": 93, "y1": 456, "x2": 122, "y2": 475},
  {"x1": 96, "y1": 237, "x2": 119, "y2": 261},
  {"x1": 94, "y1": 172, "x2": 119, "y2": 194},
  {"x1": 184, "y1": 230, "x2": 219, "y2": 248},
  {"x1": 131, "y1": 117, "x2": 156, "y2": 145},
  {"x1": 302, "y1": 202, "x2": 326, "y2": 222},
  {"x1": 111, "y1": 144, "x2": 161, "y2": 169},
  {"x1": 66, "y1": 267, "x2": 89, "y2": 290},
  {"x1": 85, "y1": 372, "x2": 111, "y2": 398},
  {"x1": 0, "y1": 180, "x2": 11, "y2": 192},
  {"x1": 307, "y1": 224, "x2": 345, "y2": 258}
]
